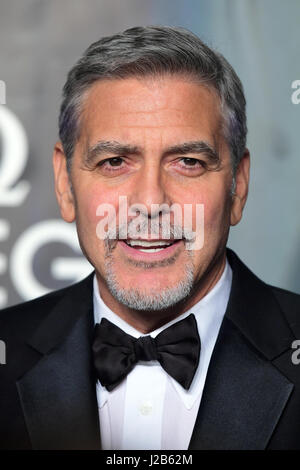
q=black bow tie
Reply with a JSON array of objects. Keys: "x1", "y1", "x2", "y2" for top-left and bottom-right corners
[{"x1": 92, "y1": 314, "x2": 201, "y2": 391}]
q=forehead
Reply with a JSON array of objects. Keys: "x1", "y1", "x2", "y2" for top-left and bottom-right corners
[{"x1": 80, "y1": 76, "x2": 222, "y2": 145}]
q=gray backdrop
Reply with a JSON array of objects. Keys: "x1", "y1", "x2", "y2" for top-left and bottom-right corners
[{"x1": 0, "y1": 0, "x2": 299, "y2": 308}]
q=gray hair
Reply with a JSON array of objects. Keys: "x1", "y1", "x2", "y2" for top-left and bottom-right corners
[{"x1": 58, "y1": 26, "x2": 247, "y2": 177}]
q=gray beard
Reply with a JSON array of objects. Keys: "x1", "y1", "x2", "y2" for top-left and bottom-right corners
[{"x1": 103, "y1": 248, "x2": 195, "y2": 311}]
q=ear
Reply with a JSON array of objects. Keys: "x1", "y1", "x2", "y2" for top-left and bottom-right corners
[
  {"x1": 52, "y1": 142, "x2": 75, "y2": 222},
  {"x1": 230, "y1": 149, "x2": 250, "y2": 226}
]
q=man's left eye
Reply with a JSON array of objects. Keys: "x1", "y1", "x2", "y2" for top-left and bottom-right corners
[
  {"x1": 105, "y1": 157, "x2": 124, "y2": 166},
  {"x1": 180, "y1": 158, "x2": 204, "y2": 167}
]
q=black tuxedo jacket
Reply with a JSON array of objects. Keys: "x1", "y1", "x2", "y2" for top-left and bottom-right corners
[{"x1": 1, "y1": 249, "x2": 300, "y2": 450}]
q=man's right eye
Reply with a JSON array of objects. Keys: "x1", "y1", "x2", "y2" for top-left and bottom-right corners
[
  {"x1": 95, "y1": 157, "x2": 127, "y2": 174},
  {"x1": 98, "y1": 157, "x2": 124, "y2": 167}
]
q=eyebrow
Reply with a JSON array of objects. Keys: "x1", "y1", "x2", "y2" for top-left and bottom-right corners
[
  {"x1": 84, "y1": 139, "x2": 220, "y2": 167},
  {"x1": 163, "y1": 141, "x2": 220, "y2": 165},
  {"x1": 85, "y1": 140, "x2": 141, "y2": 166}
]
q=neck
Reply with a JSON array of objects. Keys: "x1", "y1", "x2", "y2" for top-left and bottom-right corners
[{"x1": 96, "y1": 251, "x2": 227, "y2": 334}]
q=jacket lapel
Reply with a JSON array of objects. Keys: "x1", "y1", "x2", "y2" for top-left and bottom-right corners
[
  {"x1": 189, "y1": 249, "x2": 295, "y2": 450},
  {"x1": 16, "y1": 274, "x2": 101, "y2": 450}
]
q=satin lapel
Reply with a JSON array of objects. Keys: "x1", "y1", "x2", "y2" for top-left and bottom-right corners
[
  {"x1": 189, "y1": 250, "x2": 295, "y2": 450},
  {"x1": 189, "y1": 317, "x2": 293, "y2": 450},
  {"x1": 16, "y1": 274, "x2": 101, "y2": 450}
]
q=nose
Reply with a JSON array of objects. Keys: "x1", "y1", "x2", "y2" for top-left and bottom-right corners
[{"x1": 128, "y1": 162, "x2": 171, "y2": 218}]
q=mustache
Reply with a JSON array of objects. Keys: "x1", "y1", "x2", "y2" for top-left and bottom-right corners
[{"x1": 104, "y1": 217, "x2": 196, "y2": 251}]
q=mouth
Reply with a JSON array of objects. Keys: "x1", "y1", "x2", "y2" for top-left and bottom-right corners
[{"x1": 118, "y1": 238, "x2": 183, "y2": 261}]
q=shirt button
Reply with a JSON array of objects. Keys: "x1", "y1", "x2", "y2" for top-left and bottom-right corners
[{"x1": 139, "y1": 401, "x2": 153, "y2": 416}]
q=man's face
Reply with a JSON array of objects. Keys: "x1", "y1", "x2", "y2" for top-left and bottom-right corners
[{"x1": 54, "y1": 76, "x2": 249, "y2": 315}]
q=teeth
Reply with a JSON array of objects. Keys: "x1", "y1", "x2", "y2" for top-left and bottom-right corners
[
  {"x1": 138, "y1": 248, "x2": 166, "y2": 253},
  {"x1": 126, "y1": 240, "x2": 173, "y2": 247}
]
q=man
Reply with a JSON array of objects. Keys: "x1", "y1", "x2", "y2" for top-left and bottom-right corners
[{"x1": 0, "y1": 26, "x2": 300, "y2": 450}]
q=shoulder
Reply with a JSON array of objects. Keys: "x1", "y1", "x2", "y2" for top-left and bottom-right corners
[
  {"x1": 270, "y1": 285, "x2": 300, "y2": 308},
  {"x1": 269, "y1": 285, "x2": 300, "y2": 336},
  {"x1": 0, "y1": 273, "x2": 94, "y2": 340},
  {"x1": 227, "y1": 247, "x2": 300, "y2": 330},
  {"x1": 227, "y1": 248, "x2": 300, "y2": 308}
]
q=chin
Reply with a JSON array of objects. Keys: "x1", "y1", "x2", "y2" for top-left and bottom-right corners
[{"x1": 105, "y1": 264, "x2": 195, "y2": 312}]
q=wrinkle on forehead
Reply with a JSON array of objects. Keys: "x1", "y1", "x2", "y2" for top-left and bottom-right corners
[
  {"x1": 78, "y1": 76, "x2": 225, "y2": 157},
  {"x1": 82, "y1": 76, "x2": 220, "y2": 118}
]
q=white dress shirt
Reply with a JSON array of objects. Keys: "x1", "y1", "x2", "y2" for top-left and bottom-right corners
[{"x1": 93, "y1": 259, "x2": 232, "y2": 450}]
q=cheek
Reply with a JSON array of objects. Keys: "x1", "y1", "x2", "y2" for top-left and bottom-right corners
[
  {"x1": 195, "y1": 188, "x2": 231, "y2": 235},
  {"x1": 77, "y1": 185, "x2": 120, "y2": 228}
]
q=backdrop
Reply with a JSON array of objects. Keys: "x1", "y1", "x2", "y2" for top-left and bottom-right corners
[{"x1": 0, "y1": 0, "x2": 299, "y2": 308}]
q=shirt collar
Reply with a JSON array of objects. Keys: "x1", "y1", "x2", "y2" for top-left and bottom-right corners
[{"x1": 93, "y1": 258, "x2": 232, "y2": 409}]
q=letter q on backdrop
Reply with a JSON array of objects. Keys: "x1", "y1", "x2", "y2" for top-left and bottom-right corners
[{"x1": 0, "y1": 105, "x2": 93, "y2": 308}]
